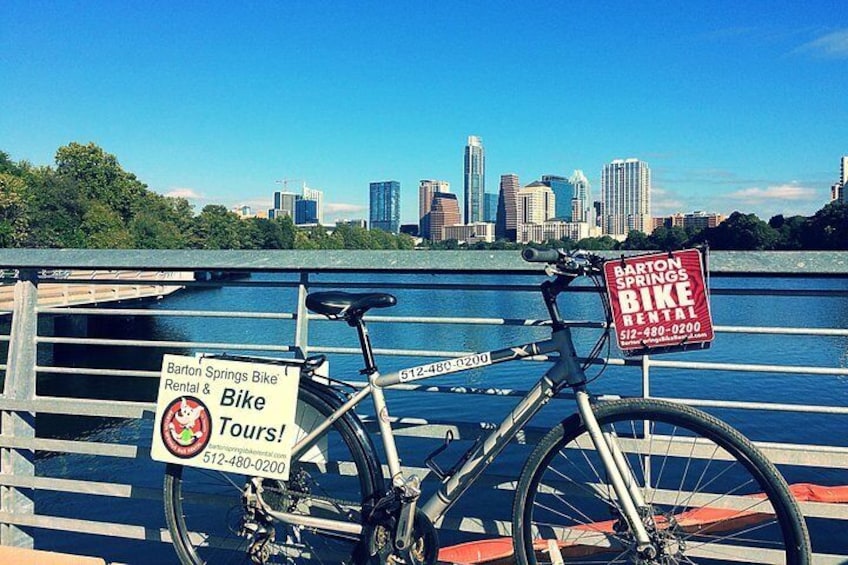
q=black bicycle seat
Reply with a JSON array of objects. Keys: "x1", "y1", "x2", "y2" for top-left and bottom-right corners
[{"x1": 306, "y1": 291, "x2": 397, "y2": 320}]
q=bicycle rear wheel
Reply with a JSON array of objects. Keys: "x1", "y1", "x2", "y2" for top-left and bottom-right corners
[
  {"x1": 513, "y1": 398, "x2": 810, "y2": 564},
  {"x1": 164, "y1": 384, "x2": 382, "y2": 564}
]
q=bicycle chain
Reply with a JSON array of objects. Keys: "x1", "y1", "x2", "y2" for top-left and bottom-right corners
[{"x1": 260, "y1": 480, "x2": 362, "y2": 517}]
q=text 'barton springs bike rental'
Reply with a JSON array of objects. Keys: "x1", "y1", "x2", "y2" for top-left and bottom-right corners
[
  {"x1": 151, "y1": 354, "x2": 302, "y2": 481},
  {"x1": 604, "y1": 248, "x2": 714, "y2": 354}
]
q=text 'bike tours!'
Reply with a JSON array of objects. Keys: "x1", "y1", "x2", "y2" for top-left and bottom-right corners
[
  {"x1": 150, "y1": 354, "x2": 307, "y2": 481},
  {"x1": 604, "y1": 248, "x2": 714, "y2": 356}
]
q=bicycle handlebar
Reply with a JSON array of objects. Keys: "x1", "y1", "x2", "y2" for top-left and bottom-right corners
[
  {"x1": 522, "y1": 248, "x2": 604, "y2": 276},
  {"x1": 521, "y1": 248, "x2": 561, "y2": 263}
]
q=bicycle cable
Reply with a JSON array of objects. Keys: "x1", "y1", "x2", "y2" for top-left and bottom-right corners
[{"x1": 578, "y1": 269, "x2": 613, "y2": 386}]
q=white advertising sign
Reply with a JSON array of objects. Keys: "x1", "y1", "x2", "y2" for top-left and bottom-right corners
[{"x1": 151, "y1": 354, "x2": 301, "y2": 480}]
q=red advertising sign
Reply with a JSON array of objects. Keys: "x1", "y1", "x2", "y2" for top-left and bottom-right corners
[{"x1": 604, "y1": 248, "x2": 714, "y2": 354}]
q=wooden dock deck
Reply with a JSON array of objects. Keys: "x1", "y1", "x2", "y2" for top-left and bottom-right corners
[{"x1": 0, "y1": 270, "x2": 193, "y2": 311}]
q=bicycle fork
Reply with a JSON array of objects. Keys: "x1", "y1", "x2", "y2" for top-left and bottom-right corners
[{"x1": 575, "y1": 389, "x2": 656, "y2": 557}]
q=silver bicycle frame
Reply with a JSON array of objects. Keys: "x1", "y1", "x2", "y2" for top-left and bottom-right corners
[{"x1": 276, "y1": 324, "x2": 652, "y2": 547}]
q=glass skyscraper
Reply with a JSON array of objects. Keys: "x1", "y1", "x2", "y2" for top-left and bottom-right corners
[
  {"x1": 541, "y1": 175, "x2": 571, "y2": 220},
  {"x1": 302, "y1": 185, "x2": 324, "y2": 225},
  {"x1": 369, "y1": 180, "x2": 401, "y2": 233},
  {"x1": 483, "y1": 192, "x2": 498, "y2": 223},
  {"x1": 601, "y1": 158, "x2": 651, "y2": 237},
  {"x1": 295, "y1": 198, "x2": 318, "y2": 225},
  {"x1": 569, "y1": 170, "x2": 592, "y2": 224},
  {"x1": 464, "y1": 135, "x2": 485, "y2": 223}
]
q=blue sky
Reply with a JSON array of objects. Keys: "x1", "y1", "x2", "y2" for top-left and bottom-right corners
[{"x1": 2, "y1": 1, "x2": 846, "y2": 224}]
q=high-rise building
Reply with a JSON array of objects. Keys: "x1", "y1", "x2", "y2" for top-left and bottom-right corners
[
  {"x1": 483, "y1": 192, "x2": 498, "y2": 223},
  {"x1": 569, "y1": 170, "x2": 592, "y2": 224},
  {"x1": 429, "y1": 192, "x2": 461, "y2": 242},
  {"x1": 517, "y1": 181, "x2": 556, "y2": 226},
  {"x1": 496, "y1": 173, "x2": 520, "y2": 241},
  {"x1": 369, "y1": 181, "x2": 401, "y2": 233},
  {"x1": 601, "y1": 158, "x2": 651, "y2": 237},
  {"x1": 270, "y1": 186, "x2": 323, "y2": 225},
  {"x1": 833, "y1": 156, "x2": 848, "y2": 202},
  {"x1": 541, "y1": 175, "x2": 572, "y2": 220},
  {"x1": 464, "y1": 135, "x2": 485, "y2": 223},
  {"x1": 295, "y1": 198, "x2": 318, "y2": 225},
  {"x1": 270, "y1": 191, "x2": 298, "y2": 219},
  {"x1": 842, "y1": 156, "x2": 848, "y2": 187},
  {"x1": 302, "y1": 185, "x2": 324, "y2": 225},
  {"x1": 419, "y1": 180, "x2": 450, "y2": 239}
]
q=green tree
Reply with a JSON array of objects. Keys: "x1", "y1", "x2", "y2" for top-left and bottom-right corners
[
  {"x1": 367, "y1": 228, "x2": 400, "y2": 250},
  {"x1": 23, "y1": 168, "x2": 87, "y2": 248},
  {"x1": 620, "y1": 230, "x2": 652, "y2": 250},
  {"x1": 693, "y1": 212, "x2": 778, "y2": 250},
  {"x1": 648, "y1": 226, "x2": 688, "y2": 250},
  {"x1": 769, "y1": 214, "x2": 806, "y2": 250},
  {"x1": 0, "y1": 173, "x2": 29, "y2": 247},
  {"x1": 193, "y1": 205, "x2": 245, "y2": 249},
  {"x1": 332, "y1": 223, "x2": 374, "y2": 249},
  {"x1": 0, "y1": 151, "x2": 23, "y2": 176},
  {"x1": 801, "y1": 202, "x2": 848, "y2": 250},
  {"x1": 81, "y1": 201, "x2": 134, "y2": 248},
  {"x1": 55, "y1": 142, "x2": 148, "y2": 222},
  {"x1": 397, "y1": 233, "x2": 415, "y2": 250},
  {"x1": 576, "y1": 236, "x2": 619, "y2": 250},
  {"x1": 294, "y1": 229, "x2": 319, "y2": 249},
  {"x1": 129, "y1": 192, "x2": 195, "y2": 248},
  {"x1": 246, "y1": 217, "x2": 294, "y2": 249}
]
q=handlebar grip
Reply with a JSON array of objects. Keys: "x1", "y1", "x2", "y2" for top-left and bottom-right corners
[{"x1": 521, "y1": 248, "x2": 561, "y2": 263}]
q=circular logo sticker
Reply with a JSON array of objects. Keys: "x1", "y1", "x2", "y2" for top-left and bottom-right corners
[{"x1": 161, "y1": 396, "x2": 212, "y2": 459}]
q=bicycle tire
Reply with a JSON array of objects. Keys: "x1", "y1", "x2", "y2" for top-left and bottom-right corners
[
  {"x1": 512, "y1": 398, "x2": 810, "y2": 564},
  {"x1": 164, "y1": 383, "x2": 382, "y2": 564}
]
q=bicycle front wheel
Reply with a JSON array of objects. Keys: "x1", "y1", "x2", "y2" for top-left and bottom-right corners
[
  {"x1": 513, "y1": 398, "x2": 810, "y2": 564},
  {"x1": 164, "y1": 384, "x2": 381, "y2": 564}
]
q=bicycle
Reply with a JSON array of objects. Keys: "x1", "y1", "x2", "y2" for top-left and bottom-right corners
[{"x1": 163, "y1": 248, "x2": 811, "y2": 564}]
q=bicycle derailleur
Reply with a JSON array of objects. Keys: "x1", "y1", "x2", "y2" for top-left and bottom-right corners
[
  {"x1": 361, "y1": 476, "x2": 438, "y2": 565},
  {"x1": 237, "y1": 478, "x2": 276, "y2": 564}
]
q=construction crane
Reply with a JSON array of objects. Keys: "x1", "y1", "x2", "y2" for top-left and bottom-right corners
[{"x1": 275, "y1": 178, "x2": 303, "y2": 192}]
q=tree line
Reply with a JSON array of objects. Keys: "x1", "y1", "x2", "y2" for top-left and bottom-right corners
[
  {"x1": 0, "y1": 143, "x2": 414, "y2": 250},
  {"x1": 2, "y1": 142, "x2": 846, "y2": 252}
]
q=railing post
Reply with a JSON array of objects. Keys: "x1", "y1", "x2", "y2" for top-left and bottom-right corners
[
  {"x1": 294, "y1": 272, "x2": 310, "y2": 359},
  {"x1": 641, "y1": 354, "x2": 652, "y2": 488},
  {"x1": 1, "y1": 269, "x2": 37, "y2": 548}
]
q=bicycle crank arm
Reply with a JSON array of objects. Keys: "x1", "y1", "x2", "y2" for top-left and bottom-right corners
[{"x1": 394, "y1": 498, "x2": 417, "y2": 551}]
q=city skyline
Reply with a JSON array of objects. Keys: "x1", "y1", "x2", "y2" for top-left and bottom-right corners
[{"x1": 2, "y1": 3, "x2": 845, "y2": 224}]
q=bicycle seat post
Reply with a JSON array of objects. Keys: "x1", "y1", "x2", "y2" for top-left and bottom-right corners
[{"x1": 349, "y1": 315, "x2": 379, "y2": 376}]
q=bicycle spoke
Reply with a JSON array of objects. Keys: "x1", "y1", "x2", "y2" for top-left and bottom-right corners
[{"x1": 514, "y1": 398, "x2": 808, "y2": 565}]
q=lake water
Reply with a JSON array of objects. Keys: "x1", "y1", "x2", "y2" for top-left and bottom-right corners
[{"x1": 23, "y1": 272, "x2": 848, "y2": 562}]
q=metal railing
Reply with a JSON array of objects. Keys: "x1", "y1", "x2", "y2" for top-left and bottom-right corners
[{"x1": 0, "y1": 250, "x2": 846, "y2": 564}]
